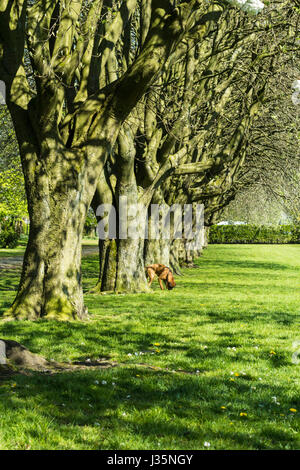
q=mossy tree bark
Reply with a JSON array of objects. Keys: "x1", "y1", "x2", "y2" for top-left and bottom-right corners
[
  {"x1": 144, "y1": 190, "x2": 172, "y2": 267},
  {"x1": 114, "y1": 127, "x2": 149, "y2": 292},
  {"x1": 7, "y1": 151, "x2": 88, "y2": 320},
  {"x1": 91, "y1": 125, "x2": 149, "y2": 293}
]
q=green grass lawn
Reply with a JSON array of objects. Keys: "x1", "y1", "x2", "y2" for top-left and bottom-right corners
[
  {"x1": 0, "y1": 236, "x2": 28, "y2": 258},
  {"x1": 0, "y1": 236, "x2": 98, "y2": 258},
  {"x1": 0, "y1": 244, "x2": 299, "y2": 450}
]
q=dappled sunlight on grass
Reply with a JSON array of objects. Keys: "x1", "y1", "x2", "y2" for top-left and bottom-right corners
[
  {"x1": 0, "y1": 245, "x2": 299, "y2": 449},
  {"x1": 0, "y1": 365, "x2": 299, "y2": 450}
]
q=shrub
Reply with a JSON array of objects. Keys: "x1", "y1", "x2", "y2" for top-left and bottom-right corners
[
  {"x1": 84, "y1": 210, "x2": 97, "y2": 237},
  {"x1": 0, "y1": 228, "x2": 19, "y2": 248},
  {"x1": 0, "y1": 211, "x2": 21, "y2": 248}
]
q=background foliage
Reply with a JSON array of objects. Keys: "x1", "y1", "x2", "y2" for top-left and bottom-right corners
[{"x1": 209, "y1": 224, "x2": 300, "y2": 244}]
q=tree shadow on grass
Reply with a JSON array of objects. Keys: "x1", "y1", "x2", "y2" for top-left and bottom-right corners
[
  {"x1": 0, "y1": 254, "x2": 299, "y2": 448},
  {"x1": 0, "y1": 268, "x2": 20, "y2": 289},
  {"x1": 0, "y1": 319, "x2": 180, "y2": 361},
  {"x1": 0, "y1": 268, "x2": 20, "y2": 317},
  {"x1": 195, "y1": 259, "x2": 293, "y2": 272},
  {"x1": 0, "y1": 366, "x2": 299, "y2": 450},
  {"x1": 201, "y1": 308, "x2": 299, "y2": 326}
]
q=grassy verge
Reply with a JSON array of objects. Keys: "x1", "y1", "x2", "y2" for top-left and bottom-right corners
[
  {"x1": 0, "y1": 237, "x2": 98, "y2": 258},
  {"x1": 0, "y1": 248, "x2": 24, "y2": 258},
  {"x1": 0, "y1": 236, "x2": 27, "y2": 258},
  {"x1": 0, "y1": 245, "x2": 299, "y2": 450}
]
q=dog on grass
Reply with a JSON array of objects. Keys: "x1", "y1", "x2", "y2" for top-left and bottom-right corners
[{"x1": 145, "y1": 264, "x2": 176, "y2": 290}]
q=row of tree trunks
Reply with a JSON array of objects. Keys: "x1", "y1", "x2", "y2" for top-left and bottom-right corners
[
  {"x1": 91, "y1": 196, "x2": 207, "y2": 293},
  {"x1": 2, "y1": 0, "x2": 198, "y2": 320}
]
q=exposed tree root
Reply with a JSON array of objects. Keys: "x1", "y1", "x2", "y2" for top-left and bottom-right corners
[
  {"x1": 0, "y1": 339, "x2": 118, "y2": 381},
  {"x1": 0, "y1": 339, "x2": 202, "y2": 383}
]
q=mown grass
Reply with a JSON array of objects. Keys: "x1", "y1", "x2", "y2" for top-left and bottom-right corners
[
  {"x1": 0, "y1": 236, "x2": 98, "y2": 258},
  {"x1": 0, "y1": 236, "x2": 28, "y2": 258},
  {"x1": 0, "y1": 244, "x2": 299, "y2": 450}
]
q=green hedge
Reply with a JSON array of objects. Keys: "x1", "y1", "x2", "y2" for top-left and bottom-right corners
[
  {"x1": 209, "y1": 224, "x2": 300, "y2": 244},
  {"x1": 0, "y1": 228, "x2": 19, "y2": 248},
  {"x1": 0, "y1": 212, "x2": 21, "y2": 248}
]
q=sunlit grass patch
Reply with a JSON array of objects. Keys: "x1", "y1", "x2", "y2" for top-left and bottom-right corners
[{"x1": 0, "y1": 244, "x2": 299, "y2": 449}]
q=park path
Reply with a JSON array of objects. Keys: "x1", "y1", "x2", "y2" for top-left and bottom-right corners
[{"x1": 0, "y1": 245, "x2": 99, "y2": 271}]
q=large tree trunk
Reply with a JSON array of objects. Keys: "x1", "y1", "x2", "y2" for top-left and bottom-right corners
[
  {"x1": 169, "y1": 239, "x2": 183, "y2": 275},
  {"x1": 144, "y1": 239, "x2": 170, "y2": 266},
  {"x1": 92, "y1": 238, "x2": 148, "y2": 294},
  {"x1": 4, "y1": 147, "x2": 89, "y2": 320},
  {"x1": 115, "y1": 237, "x2": 148, "y2": 292},
  {"x1": 92, "y1": 221, "x2": 149, "y2": 294},
  {"x1": 144, "y1": 189, "x2": 173, "y2": 267},
  {"x1": 6, "y1": 219, "x2": 86, "y2": 320},
  {"x1": 114, "y1": 173, "x2": 149, "y2": 292},
  {"x1": 91, "y1": 128, "x2": 149, "y2": 293}
]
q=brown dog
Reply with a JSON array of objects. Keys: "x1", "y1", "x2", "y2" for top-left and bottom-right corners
[{"x1": 146, "y1": 264, "x2": 176, "y2": 290}]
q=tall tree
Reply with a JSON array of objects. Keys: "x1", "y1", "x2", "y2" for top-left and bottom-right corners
[
  {"x1": 90, "y1": 0, "x2": 271, "y2": 291},
  {"x1": 0, "y1": 0, "x2": 211, "y2": 320},
  {"x1": 3, "y1": 0, "x2": 258, "y2": 319}
]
